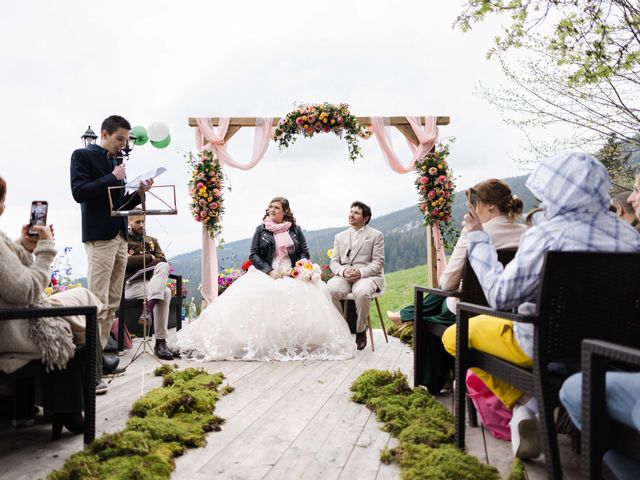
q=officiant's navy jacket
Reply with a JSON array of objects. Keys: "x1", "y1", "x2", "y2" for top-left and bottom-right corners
[{"x1": 70, "y1": 144, "x2": 140, "y2": 242}]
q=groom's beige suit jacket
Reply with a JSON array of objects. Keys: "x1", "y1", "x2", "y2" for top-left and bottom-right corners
[{"x1": 330, "y1": 225, "x2": 385, "y2": 290}]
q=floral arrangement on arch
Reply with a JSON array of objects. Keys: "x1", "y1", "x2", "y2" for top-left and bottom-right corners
[
  {"x1": 289, "y1": 259, "x2": 322, "y2": 282},
  {"x1": 415, "y1": 143, "x2": 455, "y2": 226},
  {"x1": 273, "y1": 102, "x2": 372, "y2": 162},
  {"x1": 187, "y1": 149, "x2": 226, "y2": 243}
]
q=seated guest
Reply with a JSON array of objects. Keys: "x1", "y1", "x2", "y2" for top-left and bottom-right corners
[
  {"x1": 559, "y1": 174, "x2": 640, "y2": 432},
  {"x1": 124, "y1": 211, "x2": 175, "y2": 360},
  {"x1": 611, "y1": 190, "x2": 640, "y2": 232},
  {"x1": 387, "y1": 179, "x2": 526, "y2": 393},
  {"x1": 441, "y1": 153, "x2": 640, "y2": 458},
  {"x1": 0, "y1": 175, "x2": 103, "y2": 433}
]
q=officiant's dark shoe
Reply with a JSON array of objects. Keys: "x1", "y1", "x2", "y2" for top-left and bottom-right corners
[
  {"x1": 356, "y1": 331, "x2": 367, "y2": 350},
  {"x1": 154, "y1": 339, "x2": 174, "y2": 361},
  {"x1": 102, "y1": 353, "x2": 120, "y2": 375}
]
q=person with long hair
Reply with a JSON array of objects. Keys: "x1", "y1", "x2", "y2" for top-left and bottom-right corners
[
  {"x1": 388, "y1": 179, "x2": 526, "y2": 393},
  {"x1": 170, "y1": 197, "x2": 355, "y2": 361}
]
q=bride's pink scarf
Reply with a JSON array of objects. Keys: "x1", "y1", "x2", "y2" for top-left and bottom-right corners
[{"x1": 263, "y1": 217, "x2": 294, "y2": 263}]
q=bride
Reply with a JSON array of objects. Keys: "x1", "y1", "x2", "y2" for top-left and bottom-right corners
[{"x1": 169, "y1": 196, "x2": 356, "y2": 361}]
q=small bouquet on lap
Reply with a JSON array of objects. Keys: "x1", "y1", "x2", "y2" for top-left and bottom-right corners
[{"x1": 289, "y1": 259, "x2": 321, "y2": 282}]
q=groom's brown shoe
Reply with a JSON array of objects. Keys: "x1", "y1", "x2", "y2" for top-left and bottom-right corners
[{"x1": 355, "y1": 331, "x2": 367, "y2": 350}]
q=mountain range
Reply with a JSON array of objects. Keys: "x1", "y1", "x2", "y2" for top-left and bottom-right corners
[{"x1": 169, "y1": 175, "x2": 538, "y2": 302}]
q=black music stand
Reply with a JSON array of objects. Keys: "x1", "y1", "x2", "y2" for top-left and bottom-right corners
[{"x1": 108, "y1": 184, "x2": 177, "y2": 366}]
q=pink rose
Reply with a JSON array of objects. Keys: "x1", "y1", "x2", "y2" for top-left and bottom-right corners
[
  {"x1": 196, "y1": 182, "x2": 204, "y2": 189},
  {"x1": 213, "y1": 188, "x2": 220, "y2": 195},
  {"x1": 199, "y1": 199, "x2": 206, "y2": 206},
  {"x1": 428, "y1": 190, "x2": 436, "y2": 199},
  {"x1": 211, "y1": 202, "x2": 219, "y2": 209},
  {"x1": 438, "y1": 175, "x2": 446, "y2": 183},
  {"x1": 337, "y1": 116, "x2": 343, "y2": 124},
  {"x1": 419, "y1": 185, "x2": 426, "y2": 192},
  {"x1": 200, "y1": 211, "x2": 207, "y2": 218},
  {"x1": 419, "y1": 176, "x2": 428, "y2": 184},
  {"x1": 428, "y1": 167, "x2": 437, "y2": 175},
  {"x1": 195, "y1": 216, "x2": 203, "y2": 222},
  {"x1": 420, "y1": 203, "x2": 427, "y2": 211},
  {"x1": 323, "y1": 126, "x2": 331, "y2": 133},
  {"x1": 433, "y1": 208, "x2": 439, "y2": 215},
  {"x1": 295, "y1": 117, "x2": 304, "y2": 125}
]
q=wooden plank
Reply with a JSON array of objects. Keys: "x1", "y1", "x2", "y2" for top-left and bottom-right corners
[{"x1": 188, "y1": 116, "x2": 450, "y2": 127}]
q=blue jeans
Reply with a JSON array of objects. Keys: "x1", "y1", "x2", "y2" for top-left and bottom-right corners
[{"x1": 559, "y1": 372, "x2": 640, "y2": 431}]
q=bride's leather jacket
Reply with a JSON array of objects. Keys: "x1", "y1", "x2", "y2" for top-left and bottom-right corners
[{"x1": 249, "y1": 224, "x2": 310, "y2": 274}]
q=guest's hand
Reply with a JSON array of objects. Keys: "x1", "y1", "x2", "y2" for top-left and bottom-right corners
[
  {"x1": 344, "y1": 267, "x2": 361, "y2": 282},
  {"x1": 463, "y1": 200, "x2": 483, "y2": 232},
  {"x1": 268, "y1": 270, "x2": 282, "y2": 280},
  {"x1": 112, "y1": 163, "x2": 127, "y2": 181},
  {"x1": 20, "y1": 224, "x2": 53, "y2": 252}
]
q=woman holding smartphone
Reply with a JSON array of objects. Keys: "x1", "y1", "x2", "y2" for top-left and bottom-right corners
[
  {"x1": 387, "y1": 178, "x2": 527, "y2": 393},
  {"x1": 0, "y1": 175, "x2": 103, "y2": 436}
]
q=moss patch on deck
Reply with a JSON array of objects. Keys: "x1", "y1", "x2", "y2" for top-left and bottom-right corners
[
  {"x1": 351, "y1": 369, "x2": 500, "y2": 479},
  {"x1": 48, "y1": 365, "x2": 232, "y2": 480},
  {"x1": 387, "y1": 323, "x2": 414, "y2": 348}
]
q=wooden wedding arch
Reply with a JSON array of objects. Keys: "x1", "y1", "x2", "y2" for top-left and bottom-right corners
[{"x1": 187, "y1": 115, "x2": 451, "y2": 293}]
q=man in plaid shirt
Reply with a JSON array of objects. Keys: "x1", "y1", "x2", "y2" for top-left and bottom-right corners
[{"x1": 442, "y1": 151, "x2": 640, "y2": 458}]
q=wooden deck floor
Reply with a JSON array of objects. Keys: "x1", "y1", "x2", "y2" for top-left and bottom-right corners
[{"x1": 0, "y1": 330, "x2": 580, "y2": 479}]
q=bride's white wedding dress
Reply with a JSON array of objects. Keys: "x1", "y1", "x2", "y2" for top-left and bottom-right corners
[{"x1": 169, "y1": 260, "x2": 356, "y2": 361}]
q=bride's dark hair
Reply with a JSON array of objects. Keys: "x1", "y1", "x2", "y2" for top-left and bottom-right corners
[{"x1": 263, "y1": 196, "x2": 297, "y2": 227}]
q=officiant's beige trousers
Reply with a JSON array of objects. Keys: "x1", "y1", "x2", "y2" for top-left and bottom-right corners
[
  {"x1": 124, "y1": 262, "x2": 171, "y2": 340},
  {"x1": 84, "y1": 233, "x2": 128, "y2": 349},
  {"x1": 328, "y1": 276, "x2": 378, "y2": 333}
]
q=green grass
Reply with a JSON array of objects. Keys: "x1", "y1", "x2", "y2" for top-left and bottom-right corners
[{"x1": 371, "y1": 265, "x2": 430, "y2": 329}]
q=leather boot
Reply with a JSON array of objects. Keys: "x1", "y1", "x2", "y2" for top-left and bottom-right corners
[{"x1": 154, "y1": 339, "x2": 174, "y2": 360}]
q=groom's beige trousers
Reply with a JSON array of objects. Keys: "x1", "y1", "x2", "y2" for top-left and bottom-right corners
[{"x1": 328, "y1": 276, "x2": 379, "y2": 334}]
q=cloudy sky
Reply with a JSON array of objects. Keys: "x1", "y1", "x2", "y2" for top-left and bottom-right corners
[{"x1": 0, "y1": 1, "x2": 532, "y2": 276}]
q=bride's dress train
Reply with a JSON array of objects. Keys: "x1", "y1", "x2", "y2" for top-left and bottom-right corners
[{"x1": 169, "y1": 266, "x2": 356, "y2": 361}]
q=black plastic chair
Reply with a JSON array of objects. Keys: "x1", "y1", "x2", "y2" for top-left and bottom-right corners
[
  {"x1": 413, "y1": 249, "x2": 516, "y2": 390},
  {"x1": 582, "y1": 339, "x2": 640, "y2": 480},
  {"x1": 117, "y1": 273, "x2": 183, "y2": 351},
  {"x1": 0, "y1": 305, "x2": 98, "y2": 445},
  {"x1": 455, "y1": 251, "x2": 640, "y2": 480}
]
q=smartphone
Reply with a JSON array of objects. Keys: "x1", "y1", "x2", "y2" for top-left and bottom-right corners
[
  {"x1": 466, "y1": 189, "x2": 476, "y2": 206},
  {"x1": 28, "y1": 200, "x2": 48, "y2": 236}
]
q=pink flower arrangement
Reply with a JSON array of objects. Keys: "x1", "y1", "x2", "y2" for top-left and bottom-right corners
[
  {"x1": 187, "y1": 150, "x2": 225, "y2": 242},
  {"x1": 414, "y1": 143, "x2": 455, "y2": 226}
]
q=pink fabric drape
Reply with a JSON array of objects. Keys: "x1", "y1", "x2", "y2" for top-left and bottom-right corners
[
  {"x1": 201, "y1": 226, "x2": 219, "y2": 305},
  {"x1": 195, "y1": 117, "x2": 273, "y2": 170},
  {"x1": 370, "y1": 116, "x2": 438, "y2": 174},
  {"x1": 432, "y1": 222, "x2": 447, "y2": 281},
  {"x1": 195, "y1": 117, "x2": 273, "y2": 305}
]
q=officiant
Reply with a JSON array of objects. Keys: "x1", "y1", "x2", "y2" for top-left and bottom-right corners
[
  {"x1": 124, "y1": 210, "x2": 174, "y2": 360},
  {"x1": 70, "y1": 115, "x2": 152, "y2": 393}
]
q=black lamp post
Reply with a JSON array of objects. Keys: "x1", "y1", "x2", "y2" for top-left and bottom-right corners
[{"x1": 81, "y1": 126, "x2": 98, "y2": 147}]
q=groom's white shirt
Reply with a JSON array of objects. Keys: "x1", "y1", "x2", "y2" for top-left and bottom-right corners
[{"x1": 330, "y1": 224, "x2": 385, "y2": 290}]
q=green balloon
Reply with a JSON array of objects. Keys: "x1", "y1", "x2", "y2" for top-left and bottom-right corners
[
  {"x1": 131, "y1": 125, "x2": 148, "y2": 146},
  {"x1": 150, "y1": 134, "x2": 171, "y2": 149}
]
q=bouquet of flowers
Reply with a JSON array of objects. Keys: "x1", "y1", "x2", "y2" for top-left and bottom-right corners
[
  {"x1": 289, "y1": 259, "x2": 322, "y2": 282},
  {"x1": 187, "y1": 149, "x2": 226, "y2": 243},
  {"x1": 45, "y1": 247, "x2": 82, "y2": 296},
  {"x1": 273, "y1": 102, "x2": 371, "y2": 162},
  {"x1": 415, "y1": 143, "x2": 455, "y2": 226},
  {"x1": 218, "y1": 267, "x2": 245, "y2": 295}
]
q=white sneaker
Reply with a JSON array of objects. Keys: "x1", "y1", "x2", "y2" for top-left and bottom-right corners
[{"x1": 510, "y1": 405, "x2": 541, "y2": 459}]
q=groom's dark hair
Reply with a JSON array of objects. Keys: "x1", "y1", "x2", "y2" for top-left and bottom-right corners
[{"x1": 351, "y1": 201, "x2": 371, "y2": 224}]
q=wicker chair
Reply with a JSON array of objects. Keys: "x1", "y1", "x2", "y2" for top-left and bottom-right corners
[
  {"x1": 117, "y1": 273, "x2": 183, "y2": 351},
  {"x1": 413, "y1": 249, "x2": 516, "y2": 391},
  {"x1": 0, "y1": 305, "x2": 98, "y2": 445},
  {"x1": 581, "y1": 339, "x2": 640, "y2": 480},
  {"x1": 455, "y1": 251, "x2": 640, "y2": 480}
]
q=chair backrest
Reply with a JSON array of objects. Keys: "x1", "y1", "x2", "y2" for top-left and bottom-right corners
[
  {"x1": 535, "y1": 251, "x2": 640, "y2": 366},
  {"x1": 459, "y1": 249, "x2": 517, "y2": 306}
]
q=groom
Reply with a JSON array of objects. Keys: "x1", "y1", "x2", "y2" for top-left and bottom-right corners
[{"x1": 327, "y1": 201, "x2": 385, "y2": 350}]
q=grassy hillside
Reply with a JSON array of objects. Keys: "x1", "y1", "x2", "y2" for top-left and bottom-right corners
[{"x1": 370, "y1": 264, "x2": 429, "y2": 329}]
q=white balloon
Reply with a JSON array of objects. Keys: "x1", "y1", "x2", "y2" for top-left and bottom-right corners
[{"x1": 147, "y1": 121, "x2": 170, "y2": 142}]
